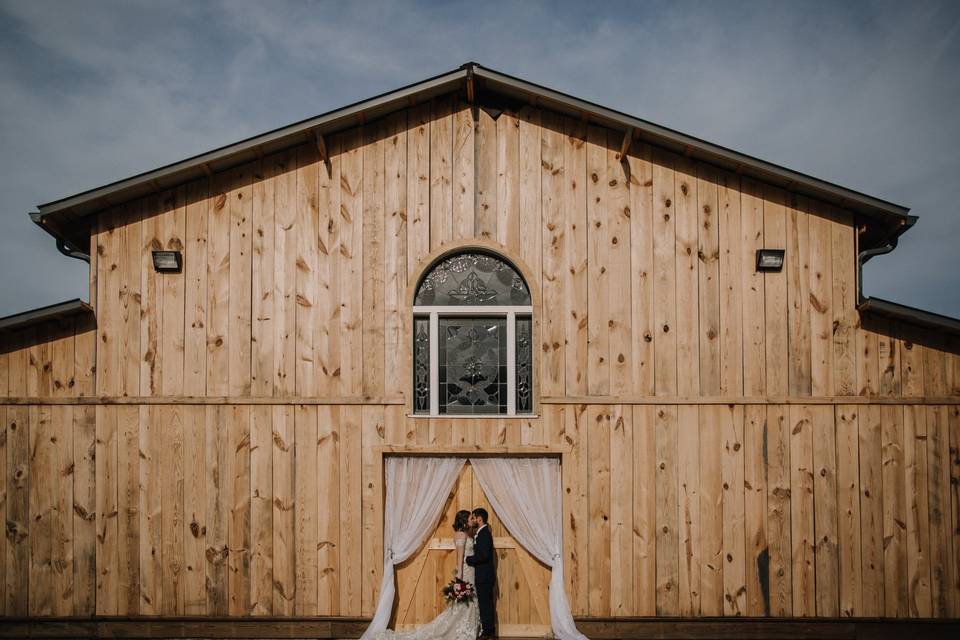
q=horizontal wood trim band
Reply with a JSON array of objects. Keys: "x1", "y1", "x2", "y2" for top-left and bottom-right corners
[
  {"x1": 426, "y1": 536, "x2": 518, "y2": 550},
  {"x1": 376, "y1": 444, "x2": 568, "y2": 455},
  {"x1": 1, "y1": 616, "x2": 957, "y2": 639},
  {"x1": 0, "y1": 396, "x2": 406, "y2": 406},
  {"x1": 541, "y1": 395, "x2": 960, "y2": 405},
  {"x1": 573, "y1": 617, "x2": 960, "y2": 640}
]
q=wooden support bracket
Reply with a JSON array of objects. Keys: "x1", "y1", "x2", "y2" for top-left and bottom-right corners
[
  {"x1": 618, "y1": 127, "x2": 634, "y2": 160},
  {"x1": 315, "y1": 130, "x2": 332, "y2": 178}
]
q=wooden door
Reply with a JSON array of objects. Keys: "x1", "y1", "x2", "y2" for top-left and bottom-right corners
[{"x1": 393, "y1": 463, "x2": 552, "y2": 637}]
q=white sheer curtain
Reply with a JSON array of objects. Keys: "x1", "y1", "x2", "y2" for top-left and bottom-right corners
[
  {"x1": 361, "y1": 456, "x2": 466, "y2": 640},
  {"x1": 469, "y1": 457, "x2": 587, "y2": 640}
]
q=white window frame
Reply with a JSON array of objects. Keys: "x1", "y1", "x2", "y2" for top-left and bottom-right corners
[{"x1": 413, "y1": 305, "x2": 533, "y2": 418}]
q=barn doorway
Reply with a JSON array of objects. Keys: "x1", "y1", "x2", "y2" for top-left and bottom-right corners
[{"x1": 389, "y1": 458, "x2": 554, "y2": 638}]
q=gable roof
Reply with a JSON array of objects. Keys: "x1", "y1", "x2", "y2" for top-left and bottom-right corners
[{"x1": 32, "y1": 62, "x2": 914, "y2": 253}]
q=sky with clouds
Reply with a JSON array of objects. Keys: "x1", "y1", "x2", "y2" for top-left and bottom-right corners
[{"x1": 1, "y1": 0, "x2": 958, "y2": 318}]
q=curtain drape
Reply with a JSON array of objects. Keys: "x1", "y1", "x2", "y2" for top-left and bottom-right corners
[
  {"x1": 360, "y1": 456, "x2": 466, "y2": 640},
  {"x1": 469, "y1": 457, "x2": 588, "y2": 640}
]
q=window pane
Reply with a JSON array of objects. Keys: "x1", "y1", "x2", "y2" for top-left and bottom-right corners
[
  {"x1": 413, "y1": 317, "x2": 430, "y2": 414},
  {"x1": 516, "y1": 315, "x2": 533, "y2": 413},
  {"x1": 438, "y1": 317, "x2": 507, "y2": 415},
  {"x1": 415, "y1": 251, "x2": 531, "y2": 306}
]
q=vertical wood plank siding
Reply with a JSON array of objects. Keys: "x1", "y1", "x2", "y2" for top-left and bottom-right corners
[{"x1": 2, "y1": 101, "x2": 959, "y2": 623}]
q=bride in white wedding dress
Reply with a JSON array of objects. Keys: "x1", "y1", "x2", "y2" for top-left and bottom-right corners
[{"x1": 370, "y1": 510, "x2": 480, "y2": 640}]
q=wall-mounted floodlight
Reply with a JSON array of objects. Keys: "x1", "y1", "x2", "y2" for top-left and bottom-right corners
[
  {"x1": 152, "y1": 251, "x2": 182, "y2": 273},
  {"x1": 755, "y1": 249, "x2": 785, "y2": 272}
]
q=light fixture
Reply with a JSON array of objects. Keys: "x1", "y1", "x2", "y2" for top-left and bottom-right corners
[
  {"x1": 756, "y1": 249, "x2": 785, "y2": 272},
  {"x1": 152, "y1": 250, "x2": 182, "y2": 273}
]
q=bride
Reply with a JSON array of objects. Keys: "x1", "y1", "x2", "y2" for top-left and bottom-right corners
[{"x1": 370, "y1": 510, "x2": 480, "y2": 640}]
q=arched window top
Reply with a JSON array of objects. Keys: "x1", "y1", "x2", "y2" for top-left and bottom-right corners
[{"x1": 414, "y1": 250, "x2": 531, "y2": 306}]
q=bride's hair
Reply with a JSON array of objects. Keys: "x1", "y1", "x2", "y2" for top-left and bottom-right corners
[{"x1": 453, "y1": 510, "x2": 471, "y2": 532}]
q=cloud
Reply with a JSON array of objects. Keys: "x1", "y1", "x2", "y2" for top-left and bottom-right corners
[{"x1": 1, "y1": 0, "x2": 958, "y2": 317}]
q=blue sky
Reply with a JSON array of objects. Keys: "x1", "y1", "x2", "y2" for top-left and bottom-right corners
[{"x1": 1, "y1": 0, "x2": 958, "y2": 317}]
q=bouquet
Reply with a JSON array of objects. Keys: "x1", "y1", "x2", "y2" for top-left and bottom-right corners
[{"x1": 441, "y1": 575, "x2": 476, "y2": 604}]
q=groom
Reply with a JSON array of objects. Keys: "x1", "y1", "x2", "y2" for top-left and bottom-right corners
[{"x1": 465, "y1": 507, "x2": 496, "y2": 638}]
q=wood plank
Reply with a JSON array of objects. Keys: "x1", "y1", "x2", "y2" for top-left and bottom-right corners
[
  {"x1": 72, "y1": 405, "x2": 97, "y2": 615},
  {"x1": 272, "y1": 405, "x2": 295, "y2": 614},
  {"x1": 808, "y1": 203, "x2": 834, "y2": 397},
  {"x1": 1, "y1": 408, "x2": 9, "y2": 614},
  {"x1": 586, "y1": 126, "x2": 609, "y2": 397},
  {"x1": 162, "y1": 186, "x2": 187, "y2": 397},
  {"x1": 205, "y1": 405, "x2": 230, "y2": 615},
  {"x1": 252, "y1": 159, "x2": 275, "y2": 397},
  {"x1": 859, "y1": 325, "x2": 880, "y2": 397},
  {"x1": 250, "y1": 405, "x2": 273, "y2": 615},
  {"x1": 786, "y1": 198, "x2": 812, "y2": 396},
  {"x1": 859, "y1": 404, "x2": 885, "y2": 616},
  {"x1": 362, "y1": 125, "x2": 385, "y2": 399},
  {"x1": 206, "y1": 174, "x2": 231, "y2": 397},
  {"x1": 117, "y1": 405, "x2": 140, "y2": 615},
  {"x1": 789, "y1": 404, "x2": 815, "y2": 615},
  {"x1": 230, "y1": 405, "x2": 253, "y2": 616},
  {"x1": 722, "y1": 404, "x2": 747, "y2": 615},
  {"x1": 361, "y1": 405, "x2": 385, "y2": 616},
  {"x1": 655, "y1": 405, "x2": 679, "y2": 614},
  {"x1": 95, "y1": 210, "x2": 120, "y2": 397},
  {"x1": 140, "y1": 195, "x2": 164, "y2": 397},
  {"x1": 878, "y1": 318, "x2": 902, "y2": 397},
  {"x1": 5, "y1": 405, "x2": 30, "y2": 614},
  {"x1": 518, "y1": 107, "x2": 542, "y2": 319},
  {"x1": 295, "y1": 404, "x2": 319, "y2": 614},
  {"x1": 407, "y1": 103, "x2": 431, "y2": 272},
  {"x1": 699, "y1": 405, "x2": 723, "y2": 615},
  {"x1": 763, "y1": 188, "x2": 789, "y2": 395},
  {"x1": 741, "y1": 180, "x2": 766, "y2": 396},
  {"x1": 317, "y1": 137, "x2": 342, "y2": 397},
  {"x1": 587, "y1": 405, "x2": 611, "y2": 615},
  {"x1": 608, "y1": 131, "x2": 632, "y2": 397},
  {"x1": 296, "y1": 146, "x2": 319, "y2": 396},
  {"x1": 116, "y1": 202, "x2": 141, "y2": 398},
  {"x1": 633, "y1": 405, "x2": 656, "y2": 616},
  {"x1": 183, "y1": 179, "x2": 208, "y2": 396},
  {"x1": 653, "y1": 150, "x2": 677, "y2": 396},
  {"x1": 904, "y1": 404, "x2": 932, "y2": 616},
  {"x1": 384, "y1": 112, "x2": 407, "y2": 399},
  {"x1": 696, "y1": 164, "x2": 720, "y2": 395},
  {"x1": 831, "y1": 209, "x2": 857, "y2": 395},
  {"x1": 161, "y1": 406, "x2": 185, "y2": 614},
  {"x1": 882, "y1": 405, "x2": 908, "y2": 616},
  {"x1": 812, "y1": 405, "x2": 839, "y2": 616},
  {"x1": 678, "y1": 405, "x2": 701, "y2": 616},
  {"x1": 948, "y1": 406, "x2": 960, "y2": 616},
  {"x1": 317, "y1": 405, "x2": 340, "y2": 615},
  {"x1": 94, "y1": 406, "x2": 119, "y2": 615},
  {"x1": 926, "y1": 405, "x2": 952, "y2": 617},
  {"x1": 540, "y1": 111, "x2": 566, "y2": 398},
  {"x1": 476, "y1": 106, "x2": 497, "y2": 239},
  {"x1": 609, "y1": 404, "x2": 633, "y2": 615},
  {"x1": 629, "y1": 143, "x2": 655, "y2": 396},
  {"x1": 564, "y1": 118, "x2": 589, "y2": 397},
  {"x1": 339, "y1": 406, "x2": 362, "y2": 615},
  {"x1": 718, "y1": 171, "x2": 743, "y2": 396},
  {"x1": 273, "y1": 150, "x2": 298, "y2": 396},
  {"x1": 836, "y1": 405, "x2": 862, "y2": 617},
  {"x1": 561, "y1": 404, "x2": 588, "y2": 615},
  {"x1": 497, "y1": 109, "x2": 520, "y2": 253},
  {"x1": 52, "y1": 406, "x2": 75, "y2": 615},
  {"x1": 429, "y1": 96, "x2": 453, "y2": 251},
  {"x1": 675, "y1": 157, "x2": 700, "y2": 397},
  {"x1": 139, "y1": 406, "x2": 162, "y2": 614},
  {"x1": 900, "y1": 323, "x2": 925, "y2": 398},
  {"x1": 743, "y1": 404, "x2": 769, "y2": 615},
  {"x1": 28, "y1": 406, "x2": 54, "y2": 615},
  {"x1": 452, "y1": 103, "x2": 474, "y2": 241},
  {"x1": 182, "y1": 406, "x2": 207, "y2": 615},
  {"x1": 339, "y1": 130, "x2": 364, "y2": 397}
]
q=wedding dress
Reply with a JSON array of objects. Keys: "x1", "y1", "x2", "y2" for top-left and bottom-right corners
[{"x1": 369, "y1": 536, "x2": 481, "y2": 640}]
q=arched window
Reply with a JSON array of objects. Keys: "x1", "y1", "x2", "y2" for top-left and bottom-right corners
[{"x1": 413, "y1": 250, "x2": 533, "y2": 416}]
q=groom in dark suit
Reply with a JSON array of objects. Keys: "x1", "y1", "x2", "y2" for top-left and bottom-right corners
[{"x1": 465, "y1": 507, "x2": 496, "y2": 638}]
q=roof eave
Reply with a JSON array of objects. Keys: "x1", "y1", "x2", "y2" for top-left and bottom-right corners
[
  {"x1": 0, "y1": 298, "x2": 94, "y2": 336},
  {"x1": 858, "y1": 296, "x2": 960, "y2": 337}
]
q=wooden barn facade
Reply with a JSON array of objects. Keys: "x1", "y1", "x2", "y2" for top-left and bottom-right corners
[{"x1": 2, "y1": 63, "x2": 959, "y2": 638}]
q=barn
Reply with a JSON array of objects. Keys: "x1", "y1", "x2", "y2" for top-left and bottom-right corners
[{"x1": 2, "y1": 62, "x2": 959, "y2": 638}]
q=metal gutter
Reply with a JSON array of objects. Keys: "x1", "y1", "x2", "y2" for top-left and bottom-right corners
[
  {"x1": 0, "y1": 299, "x2": 93, "y2": 335},
  {"x1": 858, "y1": 296, "x2": 960, "y2": 336}
]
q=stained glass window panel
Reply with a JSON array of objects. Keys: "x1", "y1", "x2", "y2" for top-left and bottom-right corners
[
  {"x1": 516, "y1": 315, "x2": 533, "y2": 413},
  {"x1": 414, "y1": 252, "x2": 531, "y2": 306},
  {"x1": 413, "y1": 317, "x2": 430, "y2": 414},
  {"x1": 438, "y1": 317, "x2": 507, "y2": 415}
]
